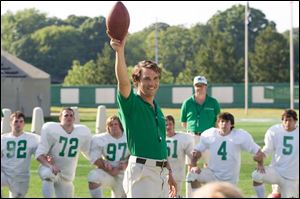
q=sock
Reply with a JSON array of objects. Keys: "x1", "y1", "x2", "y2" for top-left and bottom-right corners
[
  {"x1": 90, "y1": 187, "x2": 102, "y2": 198},
  {"x1": 271, "y1": 184, "x2": 280, "y2": 194},
  {"x1": 42, "y1": 180, "x2": 54, "y2": 198},
  {"x1": 254, "y1": 184, "x2": 265, "y2": 198}
]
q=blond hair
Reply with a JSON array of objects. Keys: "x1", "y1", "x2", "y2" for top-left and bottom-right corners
[{"x1": 106, "y1": 115, "x2": 124, "y2": 133}]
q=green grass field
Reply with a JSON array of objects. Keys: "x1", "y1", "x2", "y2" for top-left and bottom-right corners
[{"x1": 1, "y1": 108, "x2": 298, "y2": 197}]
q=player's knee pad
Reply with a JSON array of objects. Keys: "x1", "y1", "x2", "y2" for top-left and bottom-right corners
[
  {"x1": 88, "y1": 169, "x2": 100, "y2": 183},
  {"x1": 252, "y1": 170, "x2": 263, "y2": 183},
  {"x1": 39, "y1": 166, "x2": 56, "y2": 181},
  {"x1": 1, "y1": 171, "x2": 8, "y2": 186},
  {"x1": 186, "y1": 172, "x2": 198, "y2": 182}
]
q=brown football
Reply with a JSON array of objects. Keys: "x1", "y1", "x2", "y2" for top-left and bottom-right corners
[{"x1": 106, "y1": 1, "x2": 130, "y2": 40}]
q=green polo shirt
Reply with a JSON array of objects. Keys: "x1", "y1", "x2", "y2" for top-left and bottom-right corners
[
  {"x1": 117, "y1": 88, "x2": 167, "y2": 160},
  {"x1": 180, "y1": 95, "x2": 220, "y2": 133}
]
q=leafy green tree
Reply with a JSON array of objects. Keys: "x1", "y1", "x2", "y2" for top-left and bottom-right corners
[
  {"x1": 159, "y1": 64, "x2": 174, "y2": 84},
  {"x1": 176, "y1": 61, "x2": 200, "y2": 85},
  {"x1": 64, "y1": 60, "x2": 97, "y2": 85},
  {"x1": 283, "y1": 28, "x2": 299, "y2": 82},
  {"x1": 191, "y1": 4, "x2": 276, "y2": 83},
  {"x1": 65, "y1": 15, "x2": 89, "y2": 28},
  {"x1": 79, "y1": 16, "x2": 109, "y2": 64},
  {"x1": 189, "y1": 24, "x2": 211, "y2": 58},
  {"x1": 156, "y1": 26, "x2": 193, "y2": 81},
  {"x1": 94, "y1": 43, "x2": 116, "y2": 84},
  {"x1": 144, "y1": 22, "x2": 170, "y2": 32},
  {"x1": 293, "y1": 28, "x2": 299, "y2": 82},
  {"x1": 2, "y1": 6, "x2": 298, "y2": 85},
  {"x1": 64, "y1": 43, "x2": 115, "y2": 85},
  {"x1": 127, "y1": 66, "x2": 134, "y2": 83},
  {"x1": 125, "y1": 22, "x2": 169, "y2": 67},
  {"x1": 30, "y1": 25, "x2": 84, "y2": 82},
  {"x1": 208, "y1": 4, "x2": 275, "y2": 60},
  {"x1": 250, "y1": 26, "x2": 289, "y2": 82},
  {"x1": 1, "y1": 8, "x2": 58, "y2": 53},
  {"x1": 125, "y1": 33, "x2": 147, "y2": 67},
  {"x1": 194, "y1": 31, "x2": 242, "y2": 83},
  {"x1": 12, "y1": 35, "x2": 38, "y2": 64},
  {"x1": 1, "y1": 10, "x2": 109, "y2": 83}
]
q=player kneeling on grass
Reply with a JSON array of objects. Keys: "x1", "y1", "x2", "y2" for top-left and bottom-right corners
[
  {"x1": 165, "y1": 115, "x2": 194, "y2": 198},
  {"x1": 252, "y1": 109, "x2": 299, "y2": 198},
  {"x1": 88, "y1": 116, "x2": 130, "y2": 198},
  {"x1": 186, "y1": 112, "x2": 264, "y2": 191},
  {"x1": 1, "y1": 111, "x2": 40, "y2": 198},
  {"x1": 36, "y1": 107, "x2": 92, "y2": 198}
]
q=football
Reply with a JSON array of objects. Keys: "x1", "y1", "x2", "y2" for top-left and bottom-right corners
[{"x1": 106, "y1": 1, "x2": 130, "y2": 40}]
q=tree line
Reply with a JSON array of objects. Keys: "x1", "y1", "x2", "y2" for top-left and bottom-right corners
[{"x1": 1, "y1": 5, "x2": 299, "y2": 85}]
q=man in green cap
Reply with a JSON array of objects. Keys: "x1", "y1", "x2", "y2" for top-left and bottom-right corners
[{"x1": 181, "y1": 75, "x2": 220, "y2": 197}]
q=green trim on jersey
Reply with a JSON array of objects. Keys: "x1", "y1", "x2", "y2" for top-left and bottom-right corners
[
  {"x1": 117, "y1": 88, "x2": 167, "y2": 160},
  {"x1": 180, "y1": 95, "x2": 220, "y2": 133}
]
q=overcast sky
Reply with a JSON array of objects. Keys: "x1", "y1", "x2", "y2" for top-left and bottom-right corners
[{"x1": 1, "y1": 1, "x2": 299, "y2": 33}]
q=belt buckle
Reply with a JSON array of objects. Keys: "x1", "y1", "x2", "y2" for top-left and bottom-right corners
[
  {"x1": 162, "y1": 161, "x2": 167, "y2": 167},
  {"x1": 136, "y1": 157, "x2": 146, "y2": 164},
  {"x1": 136, "y1": 157, "x2": 166, "y2": 168}
]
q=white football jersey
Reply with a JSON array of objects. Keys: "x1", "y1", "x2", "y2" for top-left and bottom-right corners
[
  {"x1": 35, "y1": 122, "x2": 92, "y2": 181},
  {"x1": 195, "y1": 127, "x2": 260, "y2": 184},
  {"x1": 262, "y1": 124, "x2": 299, "y2": 180},
  {"x1": 89, "y1": 132, "x2": 129, "y2": 167},
  {"x1": 1, "y1": 132, "x2": 40, "y2": 182},
  {"x1": 166, "y1": 132, "x2": 194, "y2": 182}
]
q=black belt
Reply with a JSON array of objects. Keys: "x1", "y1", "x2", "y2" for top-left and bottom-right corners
[{"x1": 136, "y1": 157, "x2": 167, "y2": 167}]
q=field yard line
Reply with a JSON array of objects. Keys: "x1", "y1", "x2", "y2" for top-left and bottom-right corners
[{"x1": 237, "y1": 118, "x2": 280, "y2": 122}]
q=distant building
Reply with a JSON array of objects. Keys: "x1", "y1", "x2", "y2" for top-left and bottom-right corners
[{"x1": 1, "y1": 49, "x2": 51, "y2": 117}]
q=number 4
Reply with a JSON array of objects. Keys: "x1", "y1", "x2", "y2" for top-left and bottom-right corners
[{"x1": 217, "y1": 141, "x2": 227, "y2": 160}]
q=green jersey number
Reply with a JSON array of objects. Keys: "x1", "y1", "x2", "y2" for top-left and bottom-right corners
[
  {"x1": 217, "y1": 141, "x2": 227, "y2": 160},
  {"x1": 6, "y1": 140, "x2": 27, "y2": 158},
  {"x1": 282, "y1": 136, "x2": 293, "y2": 155},
  {"x1": 58, "y1": 136, "x2": 79, "y2": 157},
  {"x1": 106, "y1": 143, "x2": 127, "y2": 161},
  {"x1": 166, "y1": 140, "x2": 178, "y2": 158}
]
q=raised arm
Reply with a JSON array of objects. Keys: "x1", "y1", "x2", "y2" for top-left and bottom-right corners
[{"x1": 110, "y1": 37, "x2": 131, "y2": 98}]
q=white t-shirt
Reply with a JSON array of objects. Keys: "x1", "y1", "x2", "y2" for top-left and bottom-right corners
[
  {"x1": 166, "y1": 132, "x2": 194, "y2": 182},
  {"x1": 195, "y1": 127, "x2": 260, "y2": 184},
  {"x1": 262, "y1": 124, "x2": 299, "y2": 180},
  {"x1": 89, "y1": 132, "x2": 129, "y2": 167},
  {"x1": 1, "y1": 132, "x2": 40, "y2": 182},
  {"x1": 35, "y1": 122, "x2": 92, "y2": 181}
]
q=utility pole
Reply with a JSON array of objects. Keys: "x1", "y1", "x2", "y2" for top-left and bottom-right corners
[{"x1": 290, "y1": 1, "x2": 294, "y2": 109}]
